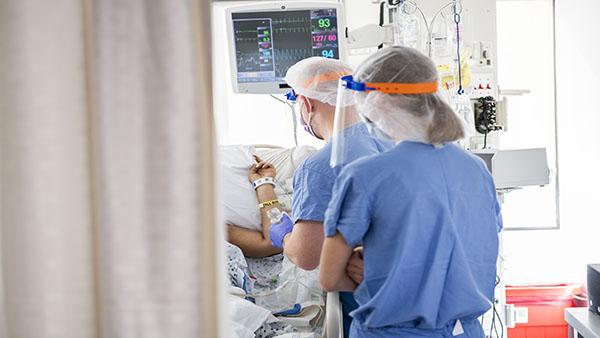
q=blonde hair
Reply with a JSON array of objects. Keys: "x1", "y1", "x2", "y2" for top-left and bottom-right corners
[{"x1": 427, "y1": 96, "x2": 465, "y2": 144}]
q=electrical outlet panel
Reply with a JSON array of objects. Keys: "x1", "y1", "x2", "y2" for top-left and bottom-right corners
[
  {"x1": 480, "y1": 41, "x2": 493, "y2": 66},
  {"x1": 465, "y1": 72, "x2": 495, "y2": 98}
]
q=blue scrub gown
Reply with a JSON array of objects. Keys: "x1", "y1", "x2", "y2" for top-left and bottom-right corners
[
  {"x1": 324, "y1": 141, "x2": 503, "y2": 338},
  {"x1": 292, "y1": 123, "x2": 393, "y2": 337}
]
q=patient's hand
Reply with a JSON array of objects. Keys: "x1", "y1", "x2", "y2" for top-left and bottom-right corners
[
  {"x1": 346, "y1": 246, "x2": 364, "y2": 284},
  {"x1": 249, "y1": 155, "x2": 276, "y2": 183}
]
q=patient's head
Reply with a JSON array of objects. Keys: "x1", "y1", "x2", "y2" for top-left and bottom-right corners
[{"x1": 285, "y1": 57, "x2": 353, "y2": 140}]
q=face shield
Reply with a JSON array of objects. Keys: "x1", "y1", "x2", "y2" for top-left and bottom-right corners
[
  {"x1": 329, "y1": 76, "x2": 369, "y2": 168},
  {"x1": 330, "y1": 75, "x2": 439, "y2": 168}
]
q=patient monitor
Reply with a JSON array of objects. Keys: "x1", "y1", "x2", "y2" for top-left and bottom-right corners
[{"x1": 226, "y1": 2, "x2": 346, "y2": 94}]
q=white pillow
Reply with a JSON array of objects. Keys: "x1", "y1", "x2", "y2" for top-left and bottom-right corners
[
  {"x1": 220, "y1": 145, "x2": 262, "y2": 231},
  {"x1": 220, "y1": 145, "x2": 317, "y2": 232}
]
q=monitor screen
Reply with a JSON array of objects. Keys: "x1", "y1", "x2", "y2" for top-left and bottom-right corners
[{"x1": 231, "y1": 8, "x2": 340, "y2": 85}]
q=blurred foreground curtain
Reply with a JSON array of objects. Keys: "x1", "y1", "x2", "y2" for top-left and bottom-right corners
[{"x1": 0, "y1": 1, "x2": 221, "y2": 337}]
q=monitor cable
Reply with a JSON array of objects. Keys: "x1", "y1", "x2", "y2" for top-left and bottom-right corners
[{"x1": 270, "y1": 94, "x2": 298, "y2": 146}]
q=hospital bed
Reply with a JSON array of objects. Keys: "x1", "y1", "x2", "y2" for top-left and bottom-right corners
[
  {"x1": 324, "y1": 292, "x2": 343, "y2": 338},
  {"x1": 254, "y1": 145, "x2": 343, "y2": 338}
]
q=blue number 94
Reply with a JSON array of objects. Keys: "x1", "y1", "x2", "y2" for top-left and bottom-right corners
[{"x1": 321, "y1": 50, "x2": 334, "y2": 58}]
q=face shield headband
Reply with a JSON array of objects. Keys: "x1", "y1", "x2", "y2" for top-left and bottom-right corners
[
  {"x1": 340, "y1": 75, "x2": 439, "y2": 140},
  {"x1": 340, "y1": 75, "x2": 439, "y2": 94},
  {"x1": 284, "y1": 69, "x2": 352, "y2": 103},
  {"x1": 285, "y1": 89, "x2": 297, "y2": 102}
]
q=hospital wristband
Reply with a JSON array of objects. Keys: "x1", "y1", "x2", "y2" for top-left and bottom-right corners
[
  {"x1": 259, "y1": 199, "x2": 279, "y2": 209},
  {"x1": 253, "y1": 177, "x2": 275, "y2": 190}
]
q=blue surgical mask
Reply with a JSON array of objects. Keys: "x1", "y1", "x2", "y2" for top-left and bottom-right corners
[
  {"x1": 299, "y1": 99, "x2": 322, "y2": 140},
  {"x1": 299, "y1": 111, "x2": 312, "y2": 135}
]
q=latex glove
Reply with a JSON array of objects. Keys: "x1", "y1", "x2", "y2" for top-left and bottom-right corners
[
  {"x1": 346, "y1": 246, "x2": 364, "y2": 284},
  {"x1": 249, "y1": 155, "x2": 276, "y2": 183},
  {"x1": 268, "y1": 213, "x2": 293, "y2": 249}
]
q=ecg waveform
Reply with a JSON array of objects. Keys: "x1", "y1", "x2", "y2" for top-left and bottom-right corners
[
  {"x1": 273, "y1": 27, "x2": 311, "y2": 34},
  {"x1": 273, "y1": 48, "x2": 312, "y2": 60},
  {"x1": 271, "y1": 17, "x2": 310, "y2": 25}
]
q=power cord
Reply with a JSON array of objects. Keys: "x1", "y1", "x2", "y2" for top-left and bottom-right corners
[
  {"x1": 489, "y1": 274, "x2": 505, "y2": 338},
  {"x1": 474, "y1": 96, "x2": 502, "y2": 149}
]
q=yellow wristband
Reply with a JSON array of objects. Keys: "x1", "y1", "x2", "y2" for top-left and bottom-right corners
[{"x1": 259, "y1": 199, "x2": 279, "y2": 209}]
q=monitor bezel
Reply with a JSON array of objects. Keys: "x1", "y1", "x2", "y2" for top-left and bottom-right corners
[{"x1": 225, "y1": 1, "x2": 346, "y2": 94}]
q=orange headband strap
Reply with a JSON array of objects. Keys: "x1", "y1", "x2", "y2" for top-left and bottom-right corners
[{"x1": 365, "y1": 82, "x2": 439, "y2": 94}]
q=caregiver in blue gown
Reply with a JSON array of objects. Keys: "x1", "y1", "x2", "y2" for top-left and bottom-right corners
[{"x1": 319, "y1": 46, "x2": 503, "y2": 338}]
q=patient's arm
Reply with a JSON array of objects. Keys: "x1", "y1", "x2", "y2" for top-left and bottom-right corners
[
  {"x1": 226, "y1": 155, "x2": 283, "y2": 257},
  {"x1": 282, "y1": 220, "x2": 324, "y2": 271},
  {"x1": 227, "y1": 225, "x2": 281, "y2": 257},
  {"x1": 226, "y1": 183, "x2": 284, "y2": 257}
]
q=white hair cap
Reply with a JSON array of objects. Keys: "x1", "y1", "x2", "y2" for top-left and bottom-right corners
[
  {"x1": 284, "y1": 57, "x2": 353, "y2": 106},
  {"x1": 354, "y1": 46, "x2": 466, "y2": 144}
]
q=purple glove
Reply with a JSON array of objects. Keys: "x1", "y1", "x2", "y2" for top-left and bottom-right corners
[{"x1": 268, "y1": 213, "x2": 294, "y2": 249}]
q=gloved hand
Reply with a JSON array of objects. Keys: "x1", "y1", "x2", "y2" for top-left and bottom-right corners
[{"x1": 268, "y1": 213, "x2": 294, "y2": 249}]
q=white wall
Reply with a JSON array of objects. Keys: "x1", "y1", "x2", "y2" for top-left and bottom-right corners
[{"x1": 501, "y1": 0, "x2": 600, "y2": 286}]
